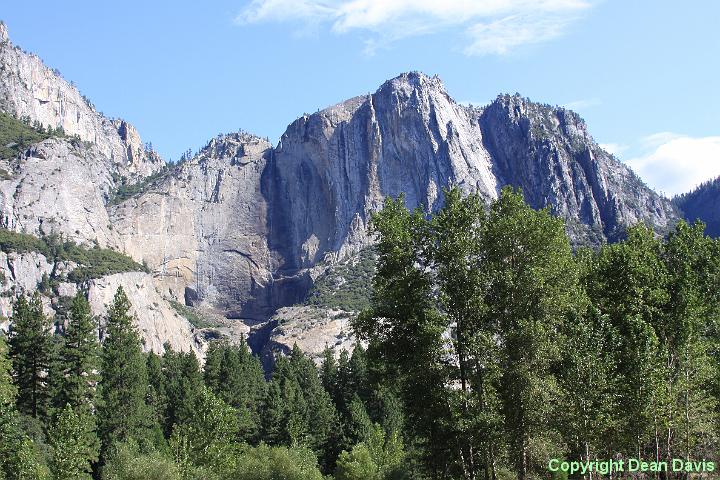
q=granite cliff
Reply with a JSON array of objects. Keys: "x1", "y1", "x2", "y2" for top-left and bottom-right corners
[{"x1": 0, "y1": 21, "x2": 686, "y2": 362}]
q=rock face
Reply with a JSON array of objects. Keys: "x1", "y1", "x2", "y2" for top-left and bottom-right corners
[
  {"x1": 268, "y1": 73, "x2": 678, "y2": 272},
  {"x1": 260, "y1": 305, "x2": 359, "y2": 367},
  {"x1": 673, "y1": 177, "x2": 720, "y2": 237},
  {"x1": 109, "y1": 133, "x2": 308, "y2": 320},
  {"x1": 0, "y1": 24, "x2": 199, "y2": 357},
  {"x1": 0, "y1": 22, "x2": 162, "y2": 179},
  {"x1": 0, "y1": 249, "x2": 202, "y2": 357},
  {"x1": 0, "y1": 138, "x2": 117, "y2": 246}
]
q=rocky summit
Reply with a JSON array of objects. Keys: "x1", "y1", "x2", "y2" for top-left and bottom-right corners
[{"x1": 0, "y1": 22, "x2": 694, "y2": 362}]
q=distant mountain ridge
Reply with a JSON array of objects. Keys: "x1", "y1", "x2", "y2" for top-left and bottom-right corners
[{"x1": 674, "y1": 177, "x2": 720, "y2": 237}]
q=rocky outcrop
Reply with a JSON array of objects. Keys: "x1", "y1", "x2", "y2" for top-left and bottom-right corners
[
  {"x1": 673, "y1": 177, "x2": 720, "y2": 237},
  {"x1": 0, "y1": 248, "x2": 204, "y2": 357},
  {"x1": 88, "y1": 272, "x2": 204, "y2": 356},
  {"x1": 268, "y1": 73, "x2": 678, "y2": 270},
  {"x1": 260, "y1": 306, "x2": 359, "y2": 367},
  {"x1": 479, "y1": 94, "x2": 678, "y2": 243},
  {"x1": 0, "y1": 22, "x2": 162, "y2": 179}
]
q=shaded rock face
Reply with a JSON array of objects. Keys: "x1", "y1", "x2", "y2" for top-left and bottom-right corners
[
  {"x1": 479, "y1": 95, "x2": 678, "y2": 243},
  {"x1": 266, "y1": 72, "x2": 678, "y2": 273},
  {"x1": 0, "y1": 23, "x2": 162, "y2": 179},
  {"x1": 673, "y1": 177, "x2": 720, "y2": 237}
]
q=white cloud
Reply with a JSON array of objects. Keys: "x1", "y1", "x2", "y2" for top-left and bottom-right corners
[
  {"x1": 599, "y1": 142, "x2": 627, "y2": 156},
  {"x1": 624, "y1": 134, "x2": 720, "y2": 196},
  {"x1": 236, "y1": 0, "x2": 594, "y2": 55}
]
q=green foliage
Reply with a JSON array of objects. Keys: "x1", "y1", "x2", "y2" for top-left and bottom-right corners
[
  {"x1": 203, "y1": 340, "x2": 266, "y2": 443},
  {"x1": 228, "y1": 443, "x2": 325, "y2": 480},
  {"x1": 62, "y1": 242, "x2": 148, "y2": 283},
  {"x1": 355, "y1": 186, "x2": 720, "y2": 479},
  {"x1": 0, "y1": 335, "x2": 16, "y2": 407},
  {"x1": 169, "y1": 387, "x2": 238, "y2": 474},
  {"x1": 0, "y1": 228, "x2": 147, "y2": 283},
  {"x1": 48, "y1": 404, "x2": 99, "y2": 480},
  {"x1": 0, "y1": 111, "x2": 62, "y2": 160},
  {"x1": 160, "y1": 346, "x2": 204, "y2": 437},
  {"x1": 305, "y1": 247, "x2": 377, "y2": 312},
  {"x1": 0, "y1": 229, "x2": 51, "y2": 257},
  {"x1": 168, "y1": 301, "x2": 222, "y2": 329},
  {"x1": 101, "y1": 441, "x2": 180, "y2": 480},
  {"x1": 335, "y1": 424, "x2": 406, "y2": 480},
  {"x1": 108, "y1": 167, "x2": 171, "y2": 206}
]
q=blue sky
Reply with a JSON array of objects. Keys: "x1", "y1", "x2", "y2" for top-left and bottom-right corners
[{"x1": 3, "y1": 1, "x2": 719, "y2": 196}]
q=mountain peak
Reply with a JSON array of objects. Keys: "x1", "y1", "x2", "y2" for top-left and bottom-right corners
[
  {"x1": 0, "y1": 22, "x2": 7, "y2": 43},
  {"x1": 380, "y1": 71, "x2": 447, "y2": 95}
]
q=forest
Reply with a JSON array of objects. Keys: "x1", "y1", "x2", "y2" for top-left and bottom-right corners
[{"x1": 0, "y1": 186, "x2": 719, "y2": 480}]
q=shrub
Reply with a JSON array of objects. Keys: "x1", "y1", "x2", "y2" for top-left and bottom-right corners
[
  {"x1": 229, "y1": 443, "x2": 324, "y2": 480},
  {"x1": 0, "y1": 111, "x2": 62, "y2": 159}
]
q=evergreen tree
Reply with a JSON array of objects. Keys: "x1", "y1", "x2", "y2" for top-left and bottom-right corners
[
  {"x1": 319, "y1": 347, "x2": 338, "y2": 395},
  {"x1": 169, "y1": 386, "x2": 238, "y2": 474},
  {"x1": 9, "y1": 293, "x2": 52, "y2": 418},
  {"x1": 203, "y1": 340, "x2": 266, "y2": 442},
  {"x1": 261, "y1": 378, "x2": 286, "y2": 446},
  {"x1": 145, "y1": 352, "x2": 167, "y2": 434},
  {"x1": 53, "y1": 292, "x2": 99, "y2": 411},
  {"x1": 0, "y1": 334, "x2": 50, "y2": 479},
  {"x1": 97, "y1": 287, "x2": 151, "y2": 452}
]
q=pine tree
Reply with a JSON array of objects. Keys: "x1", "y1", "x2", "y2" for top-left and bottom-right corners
[
  {"x1": 203, "y1": 340, "x2": 266, "y2": 442},
  {"x1": 0, "y1": 334, "x2": 50, "y2": 480},
  {"x1": 319, "y1": 347, "x2": 338, "y2": 395},
  {"x1": 97, "y1": 287, "x2": 151, "y2": 452},
  {"x1": 261, "y1": 378, "x2": 286, "y2": 446},
  {"x1": 48, "y1": 404, "x2": 99, "y2": 480},
  {"x1": 53, "y1": 292, "x2": 99, "y2": 411},
  {"x1": 145, "y1": 352, "x2": 168, "y2": 434},
  {"x1": 0, "y1": 335, "x2": 15, "y2": 408},
  {"x1": 9, "y1": 293, "x2": 52, "y2": 418}
]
